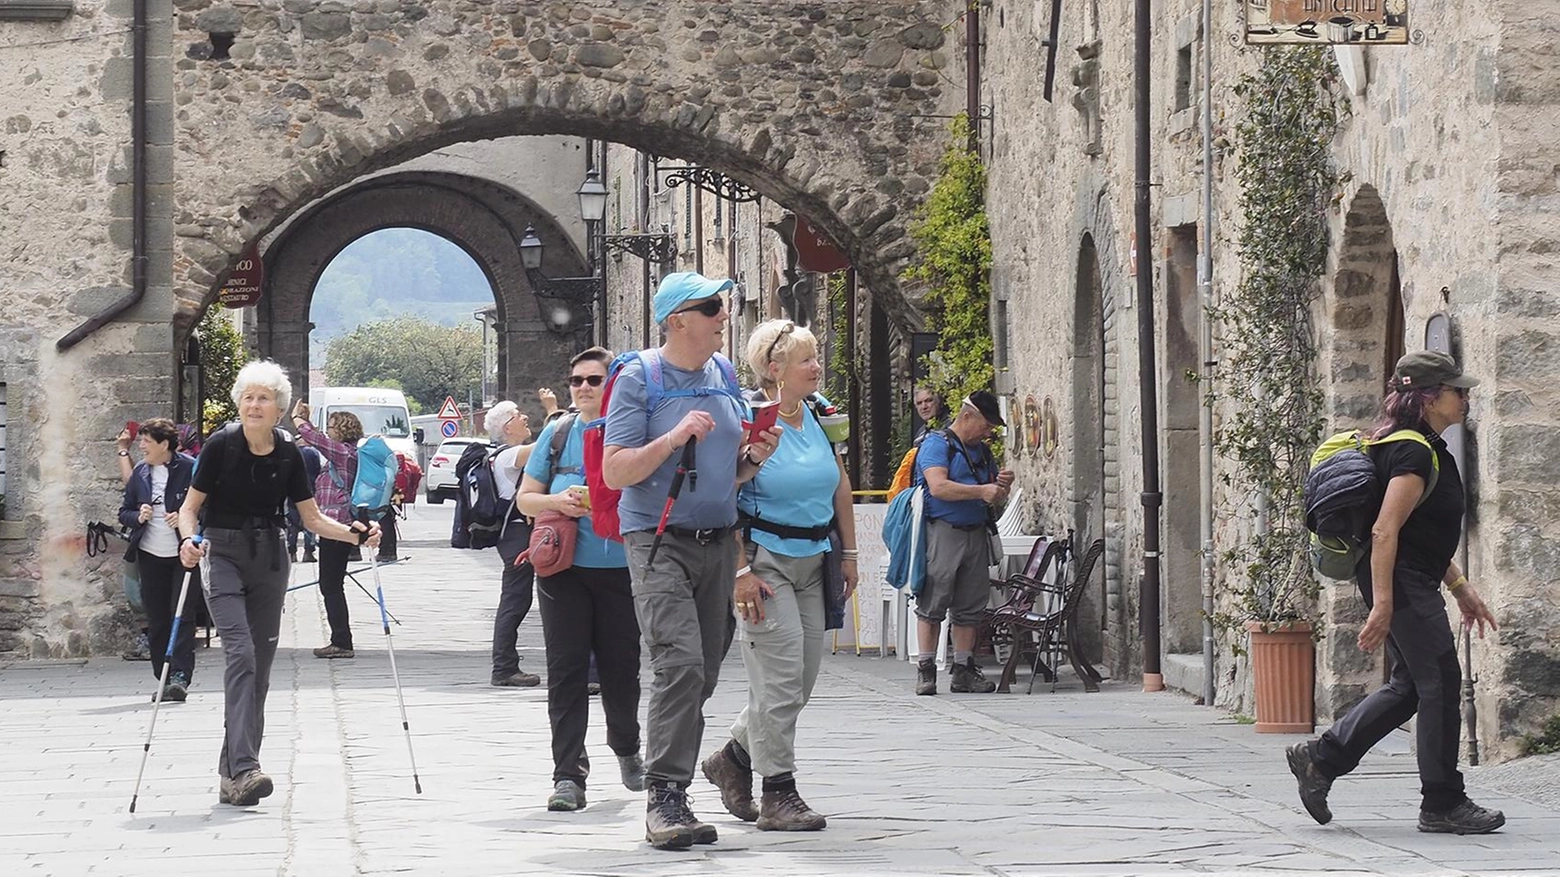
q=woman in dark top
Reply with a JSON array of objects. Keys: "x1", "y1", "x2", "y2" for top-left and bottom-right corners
[
  {"x1": 1287, "y1": 351, "x2": 1502, "y2": 835},
  {"x1": 178, "y1": 361, "x2": 378, "y2": 808}
]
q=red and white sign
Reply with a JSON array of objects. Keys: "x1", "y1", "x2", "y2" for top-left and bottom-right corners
[
  {"x1": 218, "y1": 243, "x2": 265, "y2": 309},
  {"x1": 794, "y1": 215, "x2": 850, "y2": 274},
  {"x1": 436, "y1": 396, "x2": 461, "y2": 420}
]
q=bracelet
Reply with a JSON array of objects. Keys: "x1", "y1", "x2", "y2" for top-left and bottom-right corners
[
  {"x1": 840, "y1": 549, "x2": 859, "y2": 559},
  {"x1": 1447, "y1": 574, "x2": 1468, "y2": 592},
  {"x1": 735, "y1": 565, "x2": 752, "y2": 579}
]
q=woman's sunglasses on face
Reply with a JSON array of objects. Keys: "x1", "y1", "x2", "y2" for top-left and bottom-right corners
[
  {"x1": 675, "y1": 297, "x2": 725, "y2": 319},
  {"x1": 569, "y1": 374, "x2": 605, "y2": 388}
]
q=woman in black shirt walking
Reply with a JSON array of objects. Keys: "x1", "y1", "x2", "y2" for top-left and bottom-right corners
[
  {"x1": 1287, "y1": 350, "x2": 1502, "y2": 834},
  {"x1": 178, "y1": 361, "x2": 378, "y2": 807}
]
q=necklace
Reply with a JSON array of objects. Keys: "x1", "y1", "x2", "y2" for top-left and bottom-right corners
[{"x1": 779, "y1": 399, "x2": 802, "y2": 418}]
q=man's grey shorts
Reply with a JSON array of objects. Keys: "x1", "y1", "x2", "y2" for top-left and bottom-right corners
[{"x1": 915, "y1": 519, "x2": 991, "y2": 626}]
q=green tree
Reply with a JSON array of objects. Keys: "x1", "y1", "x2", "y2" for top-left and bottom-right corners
[
  {"x1": 198, "y1": 307, "x2": 251, "y2": 434},
  {"x1": 325, "y1": 317, "x2": 482, "y2": 412}
]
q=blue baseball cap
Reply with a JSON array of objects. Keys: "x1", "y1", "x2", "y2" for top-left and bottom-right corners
[{"x1": 653, "y1": 272, "x2": 735, "y2": 324}]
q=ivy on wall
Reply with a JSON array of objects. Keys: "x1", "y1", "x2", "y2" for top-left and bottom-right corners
[
  {"x1": 825, "y1": 271, "x2": 851, "y2": 405},
  {"x1": 1212, "y1": 47, "x2": 1344, "y2": 629},
  {"x1": 904, "y1": 114, "x2": 994, "y2": 409}
]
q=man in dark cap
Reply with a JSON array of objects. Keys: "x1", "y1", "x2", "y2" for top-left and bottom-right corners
[{"x1": 911, "y1": 389, "x2": 1014, "y2": 695}]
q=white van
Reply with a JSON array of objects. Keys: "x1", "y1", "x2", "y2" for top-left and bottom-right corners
[{"x1": 308, "y1": 386, "x2": 418, "y2": 458}]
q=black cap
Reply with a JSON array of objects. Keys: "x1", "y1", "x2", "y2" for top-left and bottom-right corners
[
  {"x1": 1393, "y1": 350, "x2": 1479, "y2": 391},
  {"x1": 965, "y1": 390, "x2": 1006, "y2": 427}
]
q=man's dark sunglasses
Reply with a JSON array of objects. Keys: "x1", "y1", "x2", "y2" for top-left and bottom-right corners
[
  {"x1": 569, "y1": 374, "x2": 605, "y2": 388},
  {"x1": 674, "y1": 298, "x2": 725, "y2": 318}
]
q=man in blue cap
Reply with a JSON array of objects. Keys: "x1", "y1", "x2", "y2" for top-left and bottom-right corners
[{"x1": 602, "y1": 272, "x2": 781, "y2": 850}]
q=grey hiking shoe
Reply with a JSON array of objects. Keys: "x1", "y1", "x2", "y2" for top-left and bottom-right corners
[
  {"x1": 949, "y1": 657, "x2": 995, "y2": 693},
  {"x1": 1286, "y1": 741, "x2": 1334, "y2": 825},
  {"x1": 1419, "y1": 800, "x2": 1505, "y2": 834},
  {"x1": 547, "y1": 779, "x2": 586, "y2": 812},
  {"x1": 645, "y1": 785, "x2": 698, "y2": 850},
  {"x1": 313, "y1": 644, "x2": 354, "y2": 659},
  {"x1": 218, "y1": 775, "x2": 236, "y2": 805},
  {"x1": 491, "y1": 670, "x2": 540, "y2": 687},
  {"x1": 618, "y1": 752, "x2": 646, "y2": 792},
  {"x1": 757, "y1": 787, "x2": 827, "y2": 831},
  {"x1": 230, "y1": 769, "x2": 273, "y2": 806},
  {"x1": 161, "y1": 671, "x2": 189, "y2": 703},
  {"x1": 701, "y1": 745, "x2": 758, "y2": 822},
  {"x1": 915, "y1": 659, "x2": 937, "y2": 695}
]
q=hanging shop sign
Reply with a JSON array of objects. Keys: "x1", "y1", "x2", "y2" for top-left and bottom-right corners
[
  {"x1": 218, "y1": 243, "x2": 265, "y2": 308},
  {"x1": 1245, "y1": 0, "x2": 1409, "y2": 46},
  {"x1": 793, "y1": 215, "x2": 850, "y2": 274}
]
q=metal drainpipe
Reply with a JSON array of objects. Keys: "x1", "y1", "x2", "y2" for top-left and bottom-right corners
[
  {"x1": 966, "y1": 3, "x2": 980, "y2": 149},
  {"x1": 1198, "y1": 0, "x2": 1217, "y2": 707},
  {"x1": 58, "y1": 0, "x2": 149, "y2": 351},
  {"x1": 1135, "y1": 0, "x2": 1165, "y2": 691}
]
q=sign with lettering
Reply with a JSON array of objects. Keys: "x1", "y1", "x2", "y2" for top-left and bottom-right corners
[
  {"x1": 217, "y1": 243, "x2": 265, "y2": 308},
  {"x1": 1245, "y1": 0, "x2": 1409, "y2": 46},
  {"x1": 793, "y1": 215, "x2": 850, "y2": 274}
]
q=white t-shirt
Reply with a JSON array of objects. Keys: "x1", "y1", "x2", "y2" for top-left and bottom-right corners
[
  {"x1": 140, "y1": 465, "x2": 180, "y2": 558},
  {"x1": 493, "y1": 445, "x2": 524, "y2": 501}
]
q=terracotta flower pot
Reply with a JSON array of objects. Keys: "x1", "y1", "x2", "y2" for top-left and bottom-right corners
[{"x1": 1245, "y1": 620, "x2": 1316, "y2": 734}]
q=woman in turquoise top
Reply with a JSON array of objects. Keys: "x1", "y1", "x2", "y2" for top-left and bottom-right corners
[
  {"x1": 701, "y1": 320, "x2": 859, "y2": 832},
  {"x1": 517, "y1": 347, "x2": 646, "y2": 813}
]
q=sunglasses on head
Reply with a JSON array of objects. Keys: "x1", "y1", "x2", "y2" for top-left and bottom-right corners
[
  {"x1": 674, "y1": 297, "x2": 725, "y2": 318},
  {"x1": 568, "y1": 374, "x2": 605, "y2": 388},
  {"x1": 764, "y1": 321, "x2": 797, "y2": 365}
]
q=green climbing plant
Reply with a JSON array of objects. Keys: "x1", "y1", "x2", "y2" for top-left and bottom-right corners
[
  {"x1": 198, "y1": 307, "x2": 251, "y2": 435},
  {"x1": 904, "y1": 114, "x2": 994, "y2": 411},
  {"x1": 1210, "y1": 47, "x2": 1344, "y2": 634},
  {"x1": 824, "y1": 272, "x2": 851, "y2": 405}
]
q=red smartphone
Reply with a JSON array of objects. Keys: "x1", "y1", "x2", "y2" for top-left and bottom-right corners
[
  {"x1": 126, "y1": 421, "x2": 140, "y2": 439},
  {"x1": 744, "y1": 401, "x2": 780, "y2": 444}
]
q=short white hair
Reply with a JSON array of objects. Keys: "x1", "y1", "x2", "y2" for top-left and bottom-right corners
[
  {"x1": 230, "y1": 360, "x2": 292, "y2": 418},
  {"x1": 486, "y1": 400, "x2": 519, "y2": 441}
]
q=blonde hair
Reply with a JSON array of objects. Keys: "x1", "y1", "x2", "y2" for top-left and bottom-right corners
[
  {"x1": 745, "y1": 319, "x2": 818, "y2": 389},
  {"x1": 230, "y1": 360, "x2": 292, "y2": 419}
]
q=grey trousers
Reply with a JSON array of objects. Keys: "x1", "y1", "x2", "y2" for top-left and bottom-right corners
[
  {"x1": 202, "y1": 526, "x2": 290, "y2": 779},
  {"x1": 731, "y1": 545, "x2": 826, "y2": 778},
  {"x1": 623, "y1": 528, "x2": 735, "y2": 787},
  {"x1": 917, "y1": 520, "x2": 991, "y2": 626}
]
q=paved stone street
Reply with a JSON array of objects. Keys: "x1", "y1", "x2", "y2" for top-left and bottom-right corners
[{"x1": 3, "y1": 506, "x2": 1558, "y2": 877}]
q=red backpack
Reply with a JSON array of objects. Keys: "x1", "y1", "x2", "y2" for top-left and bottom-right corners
[
  {"x1": 582, "y1": 348, "x2": 743, "y2": 541},
  {"x1": 394, "y1": 453, "x2": 423, "y2": 504}
]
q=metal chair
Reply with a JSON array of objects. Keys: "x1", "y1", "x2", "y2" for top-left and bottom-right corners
[{"x1": 993, "y1": 538, "x2": 1106, "y2": 694}]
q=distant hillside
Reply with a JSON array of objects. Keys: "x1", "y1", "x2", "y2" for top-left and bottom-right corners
[{"x1": 310, "y1": 228, "x2": 496, "y2": 362}]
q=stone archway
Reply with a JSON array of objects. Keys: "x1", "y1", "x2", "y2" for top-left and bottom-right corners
[
  {"x1": 256, "y1": 171, "x2": 587, "y2": 411},
  {"x1": 1316, "y1": 183, "x2": 1402, "y2": 721},
  {"x1": 1072, "y1": 234, "x2": 1109, "y2": 665},
  {"x1": 165, "y1": 1, "x2": 962, "y2": 327}
]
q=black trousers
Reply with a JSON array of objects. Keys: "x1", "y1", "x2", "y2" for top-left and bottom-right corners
[
  {"x1": 1315, "y1": 564, "x2": 1467, "y2": 812},
  {"x1": 317, "y1": 539, "x2": 353, "y2": 650},
  {"x1": 492, "y1": 517, "x2": 535, "y2": 677},
  {"x1": 376, "y1": 506, "x2": 398, "y2": 560},
  {"x1": 137, "y1": 549, "x2": 198, "y2": 682},
  {"x1": 537, "y1": 565, "x2": 641, "y2": 787}
]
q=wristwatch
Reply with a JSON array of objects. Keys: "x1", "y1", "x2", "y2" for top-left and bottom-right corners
[{"x1": 117, "y1": 450, "x2": 130, "y2": 457}]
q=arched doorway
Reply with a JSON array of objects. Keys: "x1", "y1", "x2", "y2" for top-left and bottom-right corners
[{"x1": 1072, "y1": 234, "x2": 1111, "y2": 664}]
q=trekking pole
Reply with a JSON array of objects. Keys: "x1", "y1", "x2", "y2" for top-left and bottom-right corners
[
  {"x1": 129, "y1": 533, "x2": 202, "y2": 814},
  {"x1": 286, "y1": 565, "x2": 403, "y2": 625},
  {"x1": 359, "y1": 506, "x2": 422, "y2": 794},
  {"x1": 645, "y1": 440, "x2": 696, "y2": 568}
]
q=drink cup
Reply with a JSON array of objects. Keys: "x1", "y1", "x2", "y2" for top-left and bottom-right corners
[{"x1": 819, "y1": 412, "x2": 851, "y2": 443}]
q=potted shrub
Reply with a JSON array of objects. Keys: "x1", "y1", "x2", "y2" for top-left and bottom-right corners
[{"x1": 1210, "y1": 48, "x2": 1344, "y2": 733}]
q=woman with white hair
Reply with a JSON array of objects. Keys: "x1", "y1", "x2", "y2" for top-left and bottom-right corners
[
  {"x1": 486, "y1": 399, "x2": 542, "y2": 687},
  {"x1": 179, "y1": 360, "x2": 379, "y2": 807}
]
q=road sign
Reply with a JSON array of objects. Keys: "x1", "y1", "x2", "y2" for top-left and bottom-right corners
[
  {"x1": 436, "y1": 396, "x2": 461, "y2": 420},
  {"x1": 440, "y1": 420, "x2": 459, "y2": 439}
]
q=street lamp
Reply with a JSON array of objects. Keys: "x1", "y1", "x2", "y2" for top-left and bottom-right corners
[
  {"x1": 577, "y1": 169, "x2": 608, "y2": 224},
  {"x1": 519, "y1": 224, "x2": 599, "y2": 339}
]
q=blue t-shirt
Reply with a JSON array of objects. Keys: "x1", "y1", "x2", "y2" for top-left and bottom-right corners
[
  {"x1": 602, "y1": 353, "x2": 745, "y2": 533},
  {"x1": 524, "y1": 416, "x2": 626, "y2": 569},
  {"x1": 917, "y1": 429, "x2": 994, "y2": 526},
  {"x1": 738, "y1": 407, "x2": 841, "y2": 558}
]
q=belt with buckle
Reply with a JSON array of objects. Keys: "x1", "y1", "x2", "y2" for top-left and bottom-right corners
[{"x1": 663, "y1": 525, "x2": 731, "y2": 545}]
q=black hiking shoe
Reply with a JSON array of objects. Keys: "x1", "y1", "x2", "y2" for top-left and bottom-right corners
[
  {"x1": 701, "y1": 745, "x2": 758, "y2": 822},
  {"x1": 1286, "y1": 741, "x2": 1334, "y2": 825},
  {"x1": 645, "y1": 785, "x2": 698, "y2": 850},
  {"x1": 915, "y1": 659, "x2": 937, "y2": 695},
  {"x1": 949, "y1": 657, "x2": 995, "y2": 693},
  {"x1": 757, "y1": 787, "x2": 828, "y2": 831},
  {"x1": 162, "y1": 671, "x2": 189, "y2": 703},
  {"x1": 1419, "y1": 800, "x2": 1505, "y2": 834},
  {"x1": 491, "y1": 670, "x2": 540, "y2": 687}
]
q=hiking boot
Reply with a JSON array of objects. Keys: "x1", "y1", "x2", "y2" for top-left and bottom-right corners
[
  {"x1": 701, "y1": 745, "x2": 758, "y2": 822},
  {"x1": 547, "y1": 779, "x2": 586, "y2": 812},
  {"x1": 313, "y1": 644, "x2": 354, "y2": 659},
  {"x1": 949, "y1": 657, "x2": 995, "y2": 693},
  {"x1": 122, "y1": 631, "x2": 151, "y2": 662},
  {"x1": 301, "y1": 549, "x2": 316, "y2": 564},
  {"x1": 491, "y1": 670, "x2": 540, "y2": 687},
  {"x1": 218, "y1": 775, "x2": 236, "y2": 805},
  {"x1": 645, "y1": 785, "x2": 698, "y2": 850},
  {"x1": 1418, "y1": 800, "x2": 1505, "y2": 834},
  {"x1": 757, "y1": 787, "x2": 828, "y2": 832},
  {"x1": 230, "y1": 769, "x2": 274, "y2": 806},
  {"x1": 916, "y1": 659, "x2": 937, "y2": 695},
  {"x1": 1286, "y1": 741, "x2": 1334, "y2": 825},
  {"x1": 162, "y1": 671, "x2": 189, "y2": 703},
  {"x1": 618, "y1": 752, "x2": 647, "y2": 792}
]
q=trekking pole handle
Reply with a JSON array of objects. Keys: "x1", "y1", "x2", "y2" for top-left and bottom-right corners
[{"x1": 354, "y1": 505, "x2": 371, "y2": 544}]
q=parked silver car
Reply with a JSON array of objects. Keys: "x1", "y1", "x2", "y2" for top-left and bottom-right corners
[{"x1": 424, "y1": 437, "x2": 490, "y2": 504}]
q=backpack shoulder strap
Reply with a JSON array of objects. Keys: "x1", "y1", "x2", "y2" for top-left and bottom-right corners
[
  {"x1": 638, "y1": 348, "x2": 665, "y2": 412},
  {"x1": 544, "y1": 413, "x2": 579, "y2": 480},
  {"x1": 215, "y1": 422, "x2": 246, "y2": 492},
  {"x1": 711, "y1": 353, "x2": 742, "y2": 396},
  {"x1": 1371, "y1": 429, "x2": 1442, "y2": 502}
]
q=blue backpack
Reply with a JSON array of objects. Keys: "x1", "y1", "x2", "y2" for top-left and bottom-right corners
[
  {"x1": 882, "y1": 456, "x2": 928, "y2": 595},
  {"x1": 351, "y1": 436, "x2": 399, "y2": 515}
]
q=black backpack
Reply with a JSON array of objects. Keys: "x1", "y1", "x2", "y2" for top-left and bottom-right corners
[{"x1": 455, "y1": 442, "x2": 506, "y2": 549}]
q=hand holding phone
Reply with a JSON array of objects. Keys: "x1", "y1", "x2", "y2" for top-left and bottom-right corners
[
  {"x1": 126, "y1": 421, "x2": 140, "y2": 439},
  {"x1": 743, "y1": 401, "x2": 780, "y2": 445}
]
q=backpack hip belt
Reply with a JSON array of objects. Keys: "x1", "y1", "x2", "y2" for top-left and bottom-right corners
[{"x1": 738, "y1": 512, "x2": 834, "y2": 542}]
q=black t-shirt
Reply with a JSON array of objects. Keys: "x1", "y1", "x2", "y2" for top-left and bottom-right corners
[
  {"x1": 1369, "y1": 427, "x2": 1463, "y2": 579},
  {"x1": 192, "y1": 426, "x2": 314, "y2": 525}
]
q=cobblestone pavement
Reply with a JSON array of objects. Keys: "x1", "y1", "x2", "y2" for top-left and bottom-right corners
[{"x1": 3, "y1": 506, "x2": 1558, "y2": 876}]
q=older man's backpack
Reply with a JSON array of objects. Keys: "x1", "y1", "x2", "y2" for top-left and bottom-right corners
[{"x1": 1303, "y1": 429, "x2": 1440, "y2": 579}]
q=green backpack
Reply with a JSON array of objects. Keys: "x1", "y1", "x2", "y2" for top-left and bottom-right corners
[{"x1": 1303, "y1": 428, "x2": 1440, "y2": 580}]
